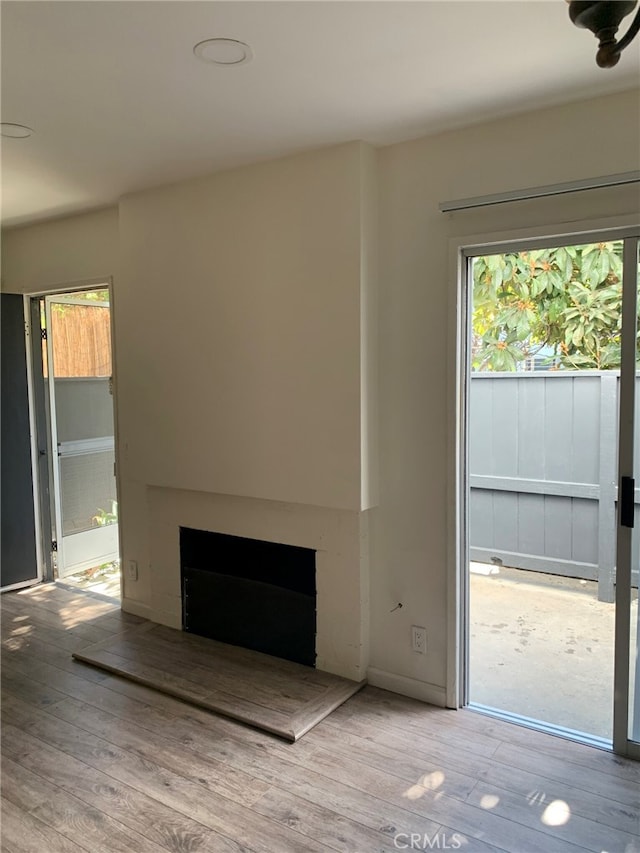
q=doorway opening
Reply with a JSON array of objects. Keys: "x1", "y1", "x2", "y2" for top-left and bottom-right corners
[
  {"x1": 462, "y1": 234, "x2": 639, "y2": 752},
  {"x1": 36, "y1": 287, "x2": 120, "y2": 599}
]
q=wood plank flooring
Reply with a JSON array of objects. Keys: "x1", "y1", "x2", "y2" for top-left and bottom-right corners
[
  {"x1": 72, "y1": 621, "x2": 365, "y2": 741},
  {"x1": 2, "y1": 583, "x2": 639, "y2": 853}
]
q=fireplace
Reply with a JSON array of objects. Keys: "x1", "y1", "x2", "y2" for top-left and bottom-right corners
[
  {"x1": 139, "y1": 487, "x2": 367, "y2": 681},
  {"x1": 180, "y1": 526, "x2": 316, "y2": 667}
]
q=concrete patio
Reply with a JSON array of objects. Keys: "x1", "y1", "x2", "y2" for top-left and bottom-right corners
[
  {"x1": 60, "y1": 562, "x2": 121, "y2": 599},
  {"x1": 469, "y1": 564, "x2": 639, "y2": 741}
]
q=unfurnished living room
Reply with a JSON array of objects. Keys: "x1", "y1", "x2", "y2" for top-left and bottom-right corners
[{"x1": 1, "y1": 2, "x2": 640, "y2": 852}]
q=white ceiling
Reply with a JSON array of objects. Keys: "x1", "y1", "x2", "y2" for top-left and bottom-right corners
[{"x1": 2, "y1": 0, "x2": 638, "y2": 227}]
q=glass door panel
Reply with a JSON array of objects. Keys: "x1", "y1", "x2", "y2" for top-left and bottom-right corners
[
  {"x1": 45, "y1": 294, "x2": 119, "y2": 579},
  {"x1": 464, "y1": 229, "x2": 640, "y2": 757},
  {"x1": 466, "y1": 240, "x2": 624, "y2": 744}
]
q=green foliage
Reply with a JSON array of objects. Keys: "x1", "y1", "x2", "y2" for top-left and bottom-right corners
[
  {"x1": 92, "y1": 500, "x2": 118, "y2": 527},
  {"x1": 81, "y1": 290, "x2": 109, "y2": 301},
  {"x1": 54, "y1": 292, "x2": 109, "y2": 312},
  {"x1": 472, "y1": 242, "x2": 630, "y2": 371}
]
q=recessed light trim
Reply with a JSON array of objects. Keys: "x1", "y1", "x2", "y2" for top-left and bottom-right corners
[
  {"x1": 193, "y1": 38, "x2": 253, "y2": 66},
  {"x1": 1, "y1": 122, "x2": 34, "y2": 139}
]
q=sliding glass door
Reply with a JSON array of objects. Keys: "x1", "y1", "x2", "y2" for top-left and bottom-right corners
[{"x1": 462, "y1": 227, "x2": 640, "y2": 759}]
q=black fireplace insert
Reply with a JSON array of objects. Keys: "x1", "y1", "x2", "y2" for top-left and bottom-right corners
[{"x1": 180, "y1": 527, "x2": 316, "y2": 667}]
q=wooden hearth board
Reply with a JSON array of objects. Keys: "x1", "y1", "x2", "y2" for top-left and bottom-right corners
[{"x1": 73, "y1": 621, "x2": 365, "y2": 741}]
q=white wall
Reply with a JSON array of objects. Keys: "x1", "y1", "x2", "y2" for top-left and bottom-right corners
[
  {"x1": 117, "y1": 142, "x2": 368, "y2": 511},
  {"x1": 370, "y1": 88, "x2": 640, "y2": 703},
  {"x1": 1, "y1": 206, "x2": 118, "y2": 293},
  {"x1": 360, "y1": 144, "x2": 379, "y2": 511}
]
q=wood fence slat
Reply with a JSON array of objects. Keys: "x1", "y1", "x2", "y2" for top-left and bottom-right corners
[
  {"x1": 470, "y1": 372, "x2": 636, "y2": 600},
  {"x1": 48, "y1": 305, "x2": 112, "y2": 378}
]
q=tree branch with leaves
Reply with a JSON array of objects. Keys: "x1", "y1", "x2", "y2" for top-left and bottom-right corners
[{"x1": 472, "y1": 242, "x2": 628, "y2": 371}]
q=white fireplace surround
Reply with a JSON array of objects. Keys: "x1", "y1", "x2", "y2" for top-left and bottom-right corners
[{"x1": 129, "y1": 486, "x2": 370, "y2": 682}]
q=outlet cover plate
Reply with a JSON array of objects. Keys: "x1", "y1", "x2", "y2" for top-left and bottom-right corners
[{"x1": 411, "y1": 625, "x2": 427, "y2": 654}]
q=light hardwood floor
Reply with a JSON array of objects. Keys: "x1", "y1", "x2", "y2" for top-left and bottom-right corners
[
  {"x1": 72, "y1": 621, "x2": 365, "y2": 742},
  {"x1": 1, "y1": 583, "x2": 639, "y2": 853}
]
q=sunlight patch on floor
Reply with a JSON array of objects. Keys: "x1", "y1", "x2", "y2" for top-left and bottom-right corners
[
  {"x1": 479, "y1": 793, "x2": 500, "y2": 809},
  {"x1": 403, "y1": 770, "x2": 445, "y2": 800},
  {"x1": 541, "y1": 799, "x2": 571, "y2": 826}
]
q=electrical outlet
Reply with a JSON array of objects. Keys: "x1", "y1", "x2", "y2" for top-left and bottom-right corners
[
  {"x1": 411, "y1": 625, "x2": 427, "y2": 654},
  {"x1": 127, "y1": 560, "x2": 138, "y2": 581}
]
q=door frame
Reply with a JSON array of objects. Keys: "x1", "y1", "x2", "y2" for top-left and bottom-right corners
[
  {"x1": 614, "y1": 235, "x2": 640, "y2": 758},
  {"x1": 24, "y1": 278, "x2": 120, "y2": 588},
  {"x1": 447, "y1": 215, "x2": 640, "y2": 757},
  {"x1": 44, "y1": 292, "x2": 118, "y2": 579}
]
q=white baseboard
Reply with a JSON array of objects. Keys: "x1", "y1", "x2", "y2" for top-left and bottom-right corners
[
  {"x1": 366, "y1": 667, "x2": 447, "y2": 707},
  {"x1": 120, "y1": 598, "x2": 154, "y2": 621},
  {"x1": 121, "y1": 598, "x2": 183, "y2": 630}
]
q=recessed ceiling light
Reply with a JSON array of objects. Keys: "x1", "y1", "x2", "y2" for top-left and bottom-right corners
[
  {"x1": 1, "y1": 122, "x2": 34, "y2": 139},
  {"x1": 193, "y1": 38, "x2": 253, "y2": 66}
]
